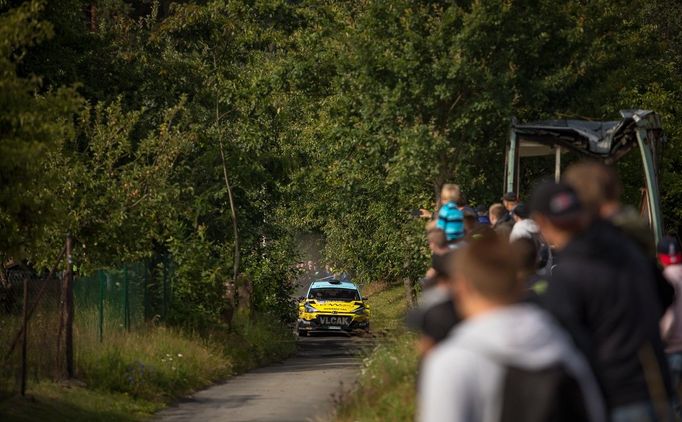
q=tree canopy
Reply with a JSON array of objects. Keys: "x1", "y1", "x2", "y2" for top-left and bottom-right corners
[{"x1": 2, "y1": 0, "x2": 682, "y2": 325}]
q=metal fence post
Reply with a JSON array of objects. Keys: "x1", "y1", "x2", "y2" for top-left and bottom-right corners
[
  {"x1": 65, "y1": 234, "x2": 74, "y2": 378},
  {"x1": 162, "y1": 258, "x2": 168, "y2": 320},
  {"x1": 20, "y1": 276, "x2": 29, "y2": 396},
  {"x1": 124, "y1": 266, "x2": 130, "y2": 332},
  {"x1": 98, "y1": 270, "x2": 105, "y2": 342},
  {"x1": 143, "y1": 263, "x2": 149, "y2": 321}
]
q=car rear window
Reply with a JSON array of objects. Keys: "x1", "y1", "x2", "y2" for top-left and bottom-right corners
[{"x1": 308, "y1": 288, "x2": 360, "y2": 301}]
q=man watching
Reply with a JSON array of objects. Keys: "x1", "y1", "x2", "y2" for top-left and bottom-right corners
[
  {"x1": 419, "y1": 234, "x2": 605, "y2": 422},
  {"x1": 489, "y1": 203, "x2": 512, "y2": 240},
  {"x1": 531, "y1": 181, "x2": 674, "y2": 421},
  {"x1": 501, "y1": 191, "x2": 519, "y2": 222}
]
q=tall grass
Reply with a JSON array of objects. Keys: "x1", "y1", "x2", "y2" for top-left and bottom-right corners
[
  {"x1": 336, "y1": 334, "x2": 418, "y2": 421},
  {"x1": 74, "y1": 308, "x2": 295, "y2": 401},
  {"x1": 1, "y1": 301, "x2": 296, "y2": 420},
  {"x1": 334, "y1": 284, "x2": 419, "y2": 421}
]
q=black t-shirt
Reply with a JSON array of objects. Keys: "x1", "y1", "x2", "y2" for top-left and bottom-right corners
[
  {"x1": 420, "y1": 297, "x2": 460, "y2": 343},
  {"x1": 431, "y1": 251, "x2": 453, "y2": 279}
]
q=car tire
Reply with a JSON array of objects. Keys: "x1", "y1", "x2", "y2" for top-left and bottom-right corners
[{"x1": 298, "y1": 330, "x2": 308, "y2": 337}]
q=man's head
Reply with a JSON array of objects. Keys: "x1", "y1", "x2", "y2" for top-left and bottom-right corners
[
  {"x1": 562, "y1": 161, "x2": 622, "y2": 219},
  {"x1": 658, "y1": 236, "x2": 682, "y2": 268},
  {"x1": 502, "y1": 192, "x2": 519, "y2": 212},
  {"x1": 463, "y1": 209, "x2": 478, "y2": 235},
  {"x1": 440, "y1": 184, "x2": 461, "y2": 205},
  {"x1": 530, "y1": 181, "x2": 588, "y2": 251},
  {"x1": 488, "y1": 203, "x2": 506, "y2": 226},
  {"x1": 451, "y1": 235, "x2": 522, "y2": 318},
  {"x1": 511, "y1": 202, "x2": 530, "y2": 223}
]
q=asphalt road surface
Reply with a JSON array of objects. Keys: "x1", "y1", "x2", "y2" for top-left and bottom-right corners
[{"x1": 155, "y1": 333, "x2": 370, "y2": 422}]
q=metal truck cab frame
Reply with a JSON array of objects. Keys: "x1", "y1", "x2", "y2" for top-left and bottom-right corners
[{"x1": 504, "y1": 110, "x2": 664, "y2": 243}]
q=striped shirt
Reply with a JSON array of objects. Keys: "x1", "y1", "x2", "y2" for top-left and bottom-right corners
[{"x1": 436, "y1": 202, "x2": 464, "y2": 242}]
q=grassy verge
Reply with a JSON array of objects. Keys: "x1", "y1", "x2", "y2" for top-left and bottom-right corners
[
  {"x1": 335, "y1": 283, "x2": 418, "y2": 421},
  {"x1": 0, "y1": 317, "x2": 295, "y2": 422}
]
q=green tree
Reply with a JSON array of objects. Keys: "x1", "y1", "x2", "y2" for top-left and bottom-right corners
[{"x1": 0, "y1": 0, "x2": 80, "y2": 258}]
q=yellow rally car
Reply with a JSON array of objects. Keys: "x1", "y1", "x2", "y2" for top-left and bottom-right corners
[{"x1": 297, "y1": 278, "x2": 370, "y2": 336}]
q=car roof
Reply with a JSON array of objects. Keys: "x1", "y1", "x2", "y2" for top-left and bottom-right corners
[{"x1": 309, "y1": 279, "x2": 358, "y2": 290}]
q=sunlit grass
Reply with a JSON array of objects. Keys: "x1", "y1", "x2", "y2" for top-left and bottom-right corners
[
  {"x1": 335, "y1": 284, "x2": 418, "y2": 421},
  {"x1": 0, "y1": 381, "x2": 158, "y2": 422},
  {"x1": 1, "y1": 307, "x2": 296, "y2": 421}
]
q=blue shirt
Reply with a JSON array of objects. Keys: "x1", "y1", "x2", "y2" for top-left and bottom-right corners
[{"x1": 436, "y1": 202, "x2": 464, "y2": 242}]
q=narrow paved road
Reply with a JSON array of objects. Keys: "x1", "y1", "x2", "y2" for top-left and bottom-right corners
[{"x1": 155, "y1": 333, "x2": 369, "y2": 422}]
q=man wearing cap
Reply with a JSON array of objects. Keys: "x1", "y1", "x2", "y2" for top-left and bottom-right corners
[
  {"x1": 659, "y1": 236, "x2": 682, "y2": 398},
  {"x1": 500, "y1": 191, "x2": 519, "y2": 223},
  {"x1": 531, "y1": 181, "x2": 674, "y2": 421}
]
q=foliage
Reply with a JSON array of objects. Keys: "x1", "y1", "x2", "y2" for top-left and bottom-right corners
[
  {"x1": 0, "y1": 0, "x2": 80, "y2": 257},
  {"x1": 3, "y1": 0, "x2": 682, "y2": 327}
]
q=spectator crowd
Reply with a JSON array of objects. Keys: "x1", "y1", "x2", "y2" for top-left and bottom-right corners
[{"x1": 410, "y1": 161, "x2": 682, "y2": 422}]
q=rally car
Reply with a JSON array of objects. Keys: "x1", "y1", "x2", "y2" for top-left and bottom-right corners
[{"x1": 297, "y1": 278, "x2": 370, "y2": 336}]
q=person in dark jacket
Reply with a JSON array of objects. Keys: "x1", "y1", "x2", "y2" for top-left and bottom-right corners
[
  {"x1": 531, "y1": 181, "x2": 674, "y2": 422},
  {"x1": 500, "y1": 191, "x2": 519, "y2": 224},
  {"x1": 475, "y1": 204, "x2": 491, "y2": 226},
  {"x1": 562, "y1": 161, "x2": 673, "y2": 314}
]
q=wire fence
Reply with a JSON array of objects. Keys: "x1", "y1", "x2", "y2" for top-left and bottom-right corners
[{"x1": 0, "y1": 256, "x2": 174, "y2": 397}]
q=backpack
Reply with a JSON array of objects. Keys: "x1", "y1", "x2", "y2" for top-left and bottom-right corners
[{"x1": 500, "y1": 364, "x2": 590, "y2": 422}]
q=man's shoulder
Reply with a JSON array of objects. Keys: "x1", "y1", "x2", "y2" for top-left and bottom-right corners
[
  {"x1": 428, "y1": 325, "x2": 498, "y2": 366},
  {"x1": 426, "y1": 338, "x2": 489, "y2": 374}
]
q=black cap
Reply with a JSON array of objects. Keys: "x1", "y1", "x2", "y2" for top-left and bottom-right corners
[
  {"x1": 502, "y1": 192, "x2": 518, "y2": 202},
  {"x1": 512, "y1": 203, "x2": 530, "y2": 219},
  {"x1": 530, "y1": 181, "x2": 583, "y2": 223}
]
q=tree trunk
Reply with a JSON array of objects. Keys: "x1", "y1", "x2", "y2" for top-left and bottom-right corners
[
  {"x1": 403, "y1": 277, "x2": 416, "y2": 308},
  {"x1": 213, "y1": 52, "x2": 240, "y2": 326},
  {"x1": 218, "y1": 140, "x2": 240, "y2": 284}
]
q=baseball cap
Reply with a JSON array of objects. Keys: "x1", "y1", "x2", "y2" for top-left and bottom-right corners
[
  {"x1": 502, "y1": 192, "x2": 518, "y2": 202},
  {"x1": 529, "y1": 181, "x2": 584, "y2": 224},
  {"x1": 658, "y1": 236, "x2": 682, "y2": 266}
]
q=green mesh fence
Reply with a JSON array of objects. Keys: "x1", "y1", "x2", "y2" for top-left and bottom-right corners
[
  {"x1": 73, "y1": 258, "x2": 174, "y2": 342},
  {"x1": 1, "y1": 257, "x2": 173, "y2": 397}
]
